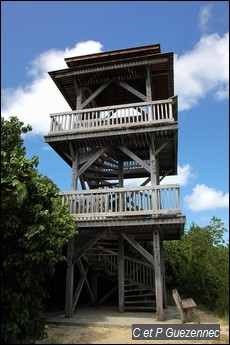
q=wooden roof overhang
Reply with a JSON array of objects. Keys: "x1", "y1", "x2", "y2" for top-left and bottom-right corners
[{"x1": 48, "y1": 44, "x2": 174, "y2": 109}]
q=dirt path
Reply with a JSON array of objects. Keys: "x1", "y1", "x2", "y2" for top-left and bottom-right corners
[{"x1": 36, "y1": 310, "x2": 229, "y2": 344}]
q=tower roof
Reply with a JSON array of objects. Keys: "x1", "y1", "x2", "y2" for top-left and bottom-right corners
[{"x1": 48, "y1": 44, "x2": 175, "y2": 110}]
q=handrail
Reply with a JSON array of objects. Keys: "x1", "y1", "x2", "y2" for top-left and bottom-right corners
[
  {"x1": 60, "y1": 184, "x2": 181, "y2": 219},
  {"x1": 49, "y1": 97, "x2": 177, "y2": 133},
  {"x1": 96, "y1": 250, "x2": 154, "y2": 288}
]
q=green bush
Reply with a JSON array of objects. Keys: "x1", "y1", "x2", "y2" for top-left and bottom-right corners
[
  {"x1": 1, "y1": 117, "x2": 77, "y2": 344},
  {"x1": 164, "y1": 217, "x2": 229, "y2": 317}
]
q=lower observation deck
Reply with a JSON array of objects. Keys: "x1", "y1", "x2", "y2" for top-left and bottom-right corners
[{"x1": 60, "y1": 184, "x2": 185, "y2": 240}]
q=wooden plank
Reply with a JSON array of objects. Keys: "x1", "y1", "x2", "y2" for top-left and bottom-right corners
[
  {"x1": 118, "y1": 145, "x2": 151, "y2": 173},
  {"x1": 172, "y1": 289, "x2": 185, "y2": 320},
  {"x1": 72, "y1": 231, "x2": 107, "y2": 264},
  {"x1": 77, "y1": 259, "x2": 95, "y2": 305},
  {"x1": 79, "y1": 83, "x2": 109, "y2": 109},
  {"x1": 117, "y1": 81, "x2": 147, "y2": 101},
  {"x1": 77, "y1": 146, "x2": 109, "y2": 178},
  {"x1": 98, "y1": 285, "x2": 118, "y2": 305},
  {"x1": 65, "y1": 237, "x2": 75, "y2": 318},
  {"x1": 55, "y1": 57, "x2": 168, "y2": 78},
  {"x1": 122, "y1": 232, "x2": 154, "y2": 266},
  {"x1": 182, "y1": 298, "x2": 197, "y2": 309},
  {"x1": 153, "y1": 230, "x2": 164, "y2": 321},
  {"x1": 71, "y1": 154, "x2": 79, "y2": 190},
  {"x1": 118, "y1": 235, "x2": 124, "y2": 312},
  {"x1": 160, "y1": 236, "x2": 167, "y2": 309}
]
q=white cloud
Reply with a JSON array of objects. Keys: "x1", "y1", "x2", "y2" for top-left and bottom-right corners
[
  {"x1": 198, "y1": 4, "x2": 213, "y2": 33},
  {"x1": 123, "y1": 164, "x2": 194, "y2": 188},
  {"x1": 163, "y1": 164, "x2": 195, "y2": 186},
  {"x1": 175, "y1": 32, "x2": 229, "y2": 111},
  {"x1": 184, "y1": 184, "x2": 229, "y2": 211},
  {"x1": 2, "y1": 32, "x2": 229, "y2": 135},
  {"x1": 1, "y1": 41, "x2": 103, "y2": 135}
]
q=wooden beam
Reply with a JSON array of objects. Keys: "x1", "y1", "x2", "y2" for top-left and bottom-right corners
[
  {"x1": 76, "y1": 84, "x2": 83, "y2": 110},
  {"x1": 65, "y1": 237, "x2": 75, "y2": 318},
  {"x1": 72, "y1": 231, "x2": 106, "y2": 265},
  {"x1": 79, "y1": 83, "x2": 109, "y2": 109},
  {"x1": 77, "y1": 259, "x2": 95, "y2": 304},
  {"x1": 72, "y1": 264, "x2": 89, "y2": 311},
  {"x1": 150, "y1": 133, "x2": 157, "y2": 185},
  {"x1": 118, "y1": 145, "x2": 151, "y2": 173},
  {"x1": 118, "y1": 235, "x2": 124, "y2": 312},
  {"x1": 92, "y1": 272, "x2": 98, "y2": 306},
  {"x1": 77, "y1": 146, "x2": 109, "y2": 178},
  {"x1": 141, "y1": 177, "x2": 151, "y2": 186},
  {"x1": 55, "y1": 58, "x2": 168, "y2": 78},
  {"x1": 117, "y1": 81, "x2": 147, "y2": 101},
  {"x1": 146, "y1": 64, "x2": 153, "y2": 101},
  {"x1": 160, "y1": 237, "x2": 167, "y2": 309},
  {"x1": 71, "y1": 154, "x2": 79, "y2": 190},
  {"x1": 155, "y1": 141, "x2": 170, "y2": 156},
  {"x1": 153, "y1": 230, "x2": 164, "y2": 321},
  {"x1": 146, "y1": 65, "x2": 153, "y2": 120},
  {"x1": 159, "y1": 170, "x2": 172, "y2": 183},
  {"x1": 98, "y1": 285, "x2": 118, "y2": 306},
  {"x1": 118, "y1": 160, "x2": 124, "y2": 187},
  {"x1": 121, "y1": 232, "x2": 154, "y2": 266}
]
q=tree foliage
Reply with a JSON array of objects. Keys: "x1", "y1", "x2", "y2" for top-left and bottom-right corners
[
  {"x1": 164, "y1": 217, "x2": 229, "y2": 316},
  {"x1": 1, "y1": 117, "x2": 77, "y2": 344}
]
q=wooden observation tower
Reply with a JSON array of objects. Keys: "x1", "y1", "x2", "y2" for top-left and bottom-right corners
[{"x1": 44, "y1": 44, "x2": 186, "y2": 321}]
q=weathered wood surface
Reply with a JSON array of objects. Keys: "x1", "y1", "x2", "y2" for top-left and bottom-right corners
[
  {"x1": 49, "y1": 98, "x2": 176, "y2": 133},
  {"x1": 60, "y1": 184, "x2": 181, "y2": 220},
  {"x1": 172, "y1": 288, "x2": 198, "y2": 322}
]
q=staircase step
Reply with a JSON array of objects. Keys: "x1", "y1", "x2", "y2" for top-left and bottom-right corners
[
  {"x1": 125, "y1": 288, "x2": 153, "y2": 293},
  {"x1": 124, "y1": 283, "x2": 138, "y2": 287},
  {"x1": 125, "y1": 293, "x2": 155, "y2": 299},
  {"x1": 125, "y1": 306, "x2": 156, "y2": 311},
  {"x1": 125, "y1": 300, "x2": 156, "y2": 304}
]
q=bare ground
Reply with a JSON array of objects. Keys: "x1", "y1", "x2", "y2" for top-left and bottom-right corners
[{"x1": 36, "y1": 310, "x2": 229, "y2": 344}]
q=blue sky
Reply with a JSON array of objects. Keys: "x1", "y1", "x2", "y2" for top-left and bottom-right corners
[{"x1": 1, "y1": 1, "x2": 229, "y2": 241}]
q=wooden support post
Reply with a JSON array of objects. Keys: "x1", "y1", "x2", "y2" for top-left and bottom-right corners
[
  {"x1": 65, "y1": 150, "x2": 79, "y2": 317},
  {"x1": 160, "y1": 237, "x2": 167, "y2": 308},
  {"x1": 150, "y1": 134, "x2": 157, "y2": 211},
  {"x1": 118, "y1": 235, "x2": 124, "y2": 312},
  {"x1": 146, "y1": 64, "x2": 153, "y2": 120},
  {"x1": 153, "y1": 229, "x2": 164, "y2": 321},
  {"x1": 118, "y1": 160, "x2": 124, "y2": 211},
  {"x1": 71, "y1": 154, "x2": 79, "y2": 190},
  {"x1": 65, "y1": 237, "x2": 75, "y2": 317},
  {"x1": 92, "y1": 272, "x2": 98, "y2": 306}
]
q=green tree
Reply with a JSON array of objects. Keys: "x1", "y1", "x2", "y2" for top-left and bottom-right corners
[
  {"x1": 164, "y1": 217, "x2": 229, "y2": 316},
  {"x1": 1, "y1": 116, "x2": 77, "y2": 344}
]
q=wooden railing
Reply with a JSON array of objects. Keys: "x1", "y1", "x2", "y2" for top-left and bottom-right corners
[
  {"x1": 49, "y1": 98, "x2": 177, "y2": 133},
  {"x1": 96, "y1": 251, "x2": 154, "y2": 288},
  {"x1": 60, "y1": 184, "x2": 180, "y2": 220}
]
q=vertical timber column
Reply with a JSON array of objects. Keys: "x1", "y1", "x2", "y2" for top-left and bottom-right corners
[
  {"x1": 150, "y1": 134, "x2": 159, "y2": 211},
  {"x1": 65, "y1": 153, "x2": 79, "y2": 317},
  {"x1": 153, "y1": 229, "x2": 164, "y2": 321},
  {"x1": 160, "y1": 238, "x2": 167, "y2": 308},
  {"x1": 118, "y1": 235, "x2": 124, "y2": 312},
  {"x1": 92, "y1": 271, "x2": 98, "y2": 306},
  {"x1": 118, "y1": 159, "x2": 124, "y2": 211},
  {"x1": 65, "y1": 237, "x2": 75, "y2": 317},
  {"x1": 146, "y1": 64, "x2": 153, "y2": 120}
]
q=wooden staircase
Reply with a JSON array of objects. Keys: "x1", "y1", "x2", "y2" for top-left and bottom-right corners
[
  {"x1": 124, "y1": 279, "x2": 156, "y2": 311},
  {"x1": 84, "y1": 239, "x2": 156, "y2": 311}
]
